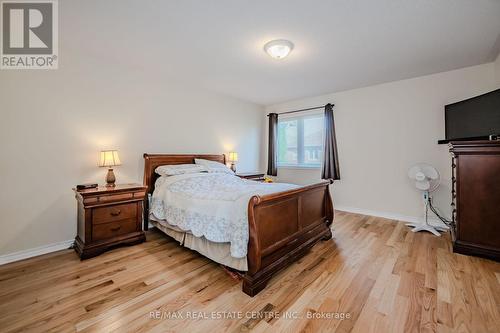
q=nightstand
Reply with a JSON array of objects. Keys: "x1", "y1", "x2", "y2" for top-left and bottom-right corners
[
  {"x1": 73, "y1": 184, "x2": 146, "y2": 259},
  {"x1": 236, "y1": 172, "x2": 266, "y2": 182}
]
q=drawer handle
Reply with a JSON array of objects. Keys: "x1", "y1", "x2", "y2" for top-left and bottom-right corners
[
  {"x1": 110, "y1": 226, "x2": 121, "y2": 232},
  {"x1": 110, "y1": 210, "x2": 121, "y2": 217}
]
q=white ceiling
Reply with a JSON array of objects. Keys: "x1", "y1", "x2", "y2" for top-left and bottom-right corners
[{"x1": 64, "y1": 0, "x2": 500, "y2": 105}]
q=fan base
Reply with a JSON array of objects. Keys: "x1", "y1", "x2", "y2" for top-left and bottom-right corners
[{"x1": 405, "y1": 223, "x2": 447, "y2": 236}]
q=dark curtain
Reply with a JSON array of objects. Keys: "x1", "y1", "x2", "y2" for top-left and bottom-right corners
[
  {"x1": 267, "y1": 113, "x2": 278, "y2": 176},
  {"x1": 321, "y1": 103, "x2": 340, "y2": 180}
]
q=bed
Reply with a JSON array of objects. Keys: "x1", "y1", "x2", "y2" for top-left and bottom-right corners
[{"x1": 143, "y1": 153, "x2": 334, "y2": 296}]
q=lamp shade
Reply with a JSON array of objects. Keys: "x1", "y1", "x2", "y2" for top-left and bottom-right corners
[
  {"x1": 228, "y1": 152, "x2": 238, "y2": 162},
  {"x1": 99, "y1": 150, "x2": 121, "y2": 167}
]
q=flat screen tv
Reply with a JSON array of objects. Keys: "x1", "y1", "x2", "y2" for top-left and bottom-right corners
[{"x1": 440, "y1": 88, "x2": 500, "y2": 144}]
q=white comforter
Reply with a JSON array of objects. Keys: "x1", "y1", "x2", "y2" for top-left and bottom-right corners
[{"x1": 150, "y1": 173, "x2": 298, "y2": 258}]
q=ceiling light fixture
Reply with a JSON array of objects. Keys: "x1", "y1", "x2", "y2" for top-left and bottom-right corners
[{"x1": 263, "y1": 39, "x2": 294, "y2": 59}]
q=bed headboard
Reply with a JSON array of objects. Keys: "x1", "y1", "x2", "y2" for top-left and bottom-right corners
[{"x1": 143, "y1": 153, "x2": 226, "y2": 195}]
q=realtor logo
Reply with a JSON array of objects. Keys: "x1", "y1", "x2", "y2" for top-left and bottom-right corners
[{"x1": 1, "y1": 0, "x2": 58, "y2": 69}]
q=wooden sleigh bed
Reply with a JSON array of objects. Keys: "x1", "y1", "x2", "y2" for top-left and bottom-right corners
[{"x1": 143, "y1": 153, "x2": 334, "y2": 296}]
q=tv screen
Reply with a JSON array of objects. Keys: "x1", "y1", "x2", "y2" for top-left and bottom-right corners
[{"x1": 445, "y1": 88, "x2": 500, "y2": 141}]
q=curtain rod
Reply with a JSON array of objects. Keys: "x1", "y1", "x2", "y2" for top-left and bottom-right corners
[{"x1": 266, "y1": 103, "x2": 334, "y2": 117}]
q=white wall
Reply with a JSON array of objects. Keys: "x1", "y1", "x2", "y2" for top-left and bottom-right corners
[
  {"x1": 265, "y1": 63, "x2": 499, "y2": 220},
  {"x1": 0, "y1": 64, "x2": 264, "y2": 256}
]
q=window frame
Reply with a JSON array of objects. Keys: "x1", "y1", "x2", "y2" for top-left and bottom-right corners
[{"x1": 277, "y1": 112, "x2": 324, "y2": 169}]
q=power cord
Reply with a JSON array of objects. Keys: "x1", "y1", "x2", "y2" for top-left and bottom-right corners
[{"x1": 428, "y1": 197, "x2": 454, "y2": 228}]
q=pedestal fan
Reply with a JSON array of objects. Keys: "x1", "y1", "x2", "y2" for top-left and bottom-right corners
[{"x1": 407, "y1": 163, "x2": 449, "y2": 236}]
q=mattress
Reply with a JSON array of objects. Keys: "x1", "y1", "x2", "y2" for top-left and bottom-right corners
[{"x1": 150, "y1": 172, "x2": 297, "y2": 258}]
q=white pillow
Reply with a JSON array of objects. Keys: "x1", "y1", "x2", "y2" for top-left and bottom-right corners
[
  {"x1": 155, "y1": 164, "x2": 207, "y2": 176},
  {"x1": 194, "y1": 158, "x2": 234, "y2": 174}
]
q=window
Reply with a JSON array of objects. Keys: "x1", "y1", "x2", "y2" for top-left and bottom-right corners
[{"x1": 277, "y1": 114, "x2": 324, "y2": 168}]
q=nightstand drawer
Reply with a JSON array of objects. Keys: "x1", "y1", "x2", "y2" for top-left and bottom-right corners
[
  {"x1": 92, "y1": 219, "x2": 138, "y2": 241},
  {"x1": 92, "y1": 203, "x2": 137, "y2": 225}
]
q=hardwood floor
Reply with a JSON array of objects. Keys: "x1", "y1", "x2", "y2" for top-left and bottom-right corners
[{"x1": 0, "y1": 211, "x2": 499, "y2": 332}]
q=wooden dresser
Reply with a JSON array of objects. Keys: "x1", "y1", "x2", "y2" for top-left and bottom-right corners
[
  {"x1": 73, "y1": 184, "x2": 147, "y2": 259},
  {"x1": 450, "y1": 140, "x2": 500, "y2": 261}
]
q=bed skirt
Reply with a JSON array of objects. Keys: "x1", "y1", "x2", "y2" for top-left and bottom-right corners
[{"x1": 150, "y1": 219, "x2": 248, "y2": 271}]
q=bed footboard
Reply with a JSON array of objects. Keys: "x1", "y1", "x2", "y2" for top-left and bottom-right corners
[{"x1": 242, "y1": 180, "x2": 334, "y2": 296}]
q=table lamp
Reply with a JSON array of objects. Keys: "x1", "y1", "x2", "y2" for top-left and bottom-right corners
[
  {"x1": 99, "y1": 150, "x2": 121, "y2": 187},
  {"x1": 228, "y1": 152, "x2": 238, "y2": 172}
]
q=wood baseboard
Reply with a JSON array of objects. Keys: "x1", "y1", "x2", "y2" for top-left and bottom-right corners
[
  {"x1": 74, "y1": 232, "x2": 146, "y2": 260},
  {"x1": 453, "y1": 240, "x2": 500, "y2": 262}
]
